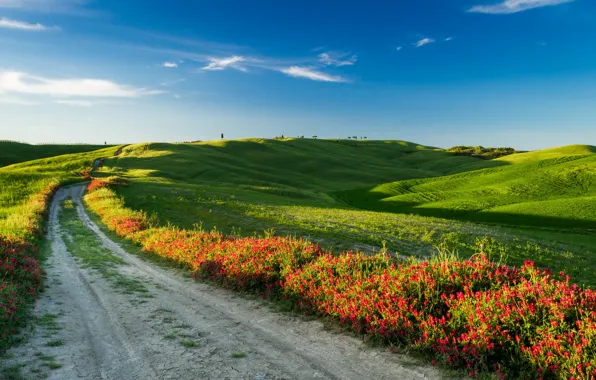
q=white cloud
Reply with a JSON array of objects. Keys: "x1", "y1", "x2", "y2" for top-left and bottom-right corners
[
  {"x1": 445, "y1": 37, "x2": 454, "y2": 41},
  {"x1": 202, "y1": 56, "x2": 246, "y2": 71},
  {"x1": 415, "y1": 38, "x2": 435, "y2": 48},
  {"x1": 396, "y1": 46, "x2": 403, "y2": 51},
  {"x1": 0, "y1": 71, "x2": 162, "y2": 98},
  {"x1": 0, "y1": 17, "x2": 53, "y2": 31},
  {"x1": 469, "y1": 0, "x2": 573, "y2": 14},
  {"x1": 55, "y1": 99, "x2": 92, "y2": 107},
  {"x1": 163, "y1": 62, "x2": 178, "y2": 68},
  {"x1": 318, "y1": 52, "x2": 357, "y2": 67},
  {"x1": 280, "y1": 66, "x2": 346, "y2": 83}
]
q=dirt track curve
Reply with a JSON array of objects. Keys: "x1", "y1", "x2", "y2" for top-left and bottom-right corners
[{"x1": 1, "y1": 185, "x2": 441, "y2": 380}]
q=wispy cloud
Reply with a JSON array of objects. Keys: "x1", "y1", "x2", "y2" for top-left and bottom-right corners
[
  {"x1": 160, "y1": 78, "x2": 186, "y2": 87},
  {"x1": 318, "y1": 52, "x2": 357, "y2": 67},
  {"x1": 55, "y1": 99, "x2": 92, "y2": 107},
  {"x1": 0, "y1": 71, "x2": 162, "y2": 98},
  {"x1": 0, "y1": 95, "x2": 38, "y2": 105},
  {"x1": 445, "y1": 37, "x2": 454, "y2": 42},
  {"x1": 396, "y1": 46, "x2": 403, "y2": 51},
  {"x1": 280, "y1": 66, "x2": 346, "y2": 83},
  {"x1": 469, "y1": 0, "x2": 574, "y2": 14},
  {"x1": 0, "y1": 17, "x2": 55, "y2": 31},
  {"x1": 163, "y1": 62, "x2": 178, "y2": 68},
  {"x1": 415, "y1": 38, "x2": 435, "y2": 48},
  {"x1": 202, "y1": 56, "x2": 246, "y2": 71}
]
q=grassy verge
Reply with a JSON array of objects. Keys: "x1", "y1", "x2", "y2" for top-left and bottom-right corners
[
  {"x1": 59, "y1": 200, "x2": 150, "y2": 297},
  {"x1": 0, "y1": 184, "x2": 59, "y2": 352},
  {"x1": 85, "y1": 177, "x2": 596, "y2": 379},
  {"x1": 115, "y1": 179, "x2": 596, "y2": 287}
]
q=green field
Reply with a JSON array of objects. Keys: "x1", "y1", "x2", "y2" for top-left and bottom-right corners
[
  {"x1": 1, "y1": 138, "x2": 594, "y2": 284},
  {"x1": 337, "y1": 144, "x2": 596, "y2": 229},
  {"x1": 83, "y1": 138, "x2": 596, "y2": 286},
  {"x1": 0, "y1": 141, "x2": 111, "y2": 168},
  {"x1": 0, "y1": 145, "x2": 122, "y2": 238}
]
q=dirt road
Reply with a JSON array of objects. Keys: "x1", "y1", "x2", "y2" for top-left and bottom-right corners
[{"x1": 1, "y1": 185, "x2": 441, "y2": 380}]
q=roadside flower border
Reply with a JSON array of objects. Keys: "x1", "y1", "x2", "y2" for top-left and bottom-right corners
[
  {"x1": 85, "y1": 177, "x2": 596, "y2": 379},
  {"x1": 0, "y1": 183, "x2": 60, "y2": 351}
]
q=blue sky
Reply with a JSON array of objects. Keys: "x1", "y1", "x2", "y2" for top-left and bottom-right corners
[{"x1": 0, "y1": 0, "x2": 594, "y2": 149}]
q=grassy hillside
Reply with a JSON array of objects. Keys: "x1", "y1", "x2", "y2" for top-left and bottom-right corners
[
  {"x1": 94, "y1": 139, "x2": 596, "y2": 286},
  {"x1": 338, "y1": 145, "x2": 596, "y2": 229},
  {"x1": 496, "y1": 144, "x2": 596, "y2": 164},
  {"x1": 0, "y1": 141, "x2": 111, "y2": 168},
  {"x1": 105, "y1": 138, "x2": 500, "y2": 190},
  {"x1": 0, "y1": 146, "x2": 122, "y2": 238}
]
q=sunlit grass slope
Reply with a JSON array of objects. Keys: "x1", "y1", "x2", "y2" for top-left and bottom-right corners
[
  {"x1": 0, "y1": 146, "x2": 122, "y2": 237},
  {"x1": 92, "y1": 139, "x2": 596, "y2": 285},
  {"x1": 0, "y1": 141, "x2": 111, "y2": 168},
  {"x1": 106, "y1": 138, "x2": 502, "y2": 191},
  {"x1": 339, "y1": 145, "x2": 596, "y2": 229}
]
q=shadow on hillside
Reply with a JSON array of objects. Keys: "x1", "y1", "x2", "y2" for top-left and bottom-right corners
[
  {"x1": 99, "y1": 142, "x2": 592, "y2": 233},
  {"x1": 334, "y1": 191, "x2": 596, "y2": 232},
  {"x1": 103, "y1": 142, "x2": 512, "y2": 189}
]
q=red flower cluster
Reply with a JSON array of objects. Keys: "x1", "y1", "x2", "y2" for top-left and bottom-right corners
[
  {"x1": 85, "y1": 179, "x2": 596, "y2": 379},
  {"x1": 142, "y1": 229, "x2": 323, "y2": 294},
  {"x1": 1, "y1": 183, "x2": 59, "y2": 350},
  {"x1": 0, "y1": 238, "x2": 44, "y2": 347},
  {"x1": 284, "y1": 253, "x2": 596, "y2": 378}
]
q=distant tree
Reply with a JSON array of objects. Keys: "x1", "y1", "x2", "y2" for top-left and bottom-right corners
[
  {"x1": 352, "y1": 136, "x2": 358, "y2": 140},
  {"x1": 312, "y1": 136, "x2": 318, "y2": 139},
  {"x1": 221, "y1": 133, "x2": 224, "y2": 139}
]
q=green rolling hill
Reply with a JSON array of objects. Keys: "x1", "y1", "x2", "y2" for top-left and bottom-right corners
[
  {"x1": 2, "y1": 138, "x2": 596, "y2": 283},
  {"x1": 104, "y1": 138, "x2": 501, "y2": 191},
  {"x1": 0, "y1": 141, "x2": 111, "y2": 168},
  {"x1": 0, "y1": 145, "x2": 122, "y2": 237},
  {"x1": 337, "y1": 144, "x2": 596, "y2": 229}
]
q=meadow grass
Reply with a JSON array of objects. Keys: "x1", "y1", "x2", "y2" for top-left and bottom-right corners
[
  {"x1": 0, "y1": 145, "x2": 122, "y2": 238},
  {"x1": 338, "y1": 145, "x2": 596, "y2": 229},
  {"x1": 0, "y1": 141, "x2": 111, "y2": 168},
  {"x1": 94, "y1": 139, "x2": 596, "y2": 286}
]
